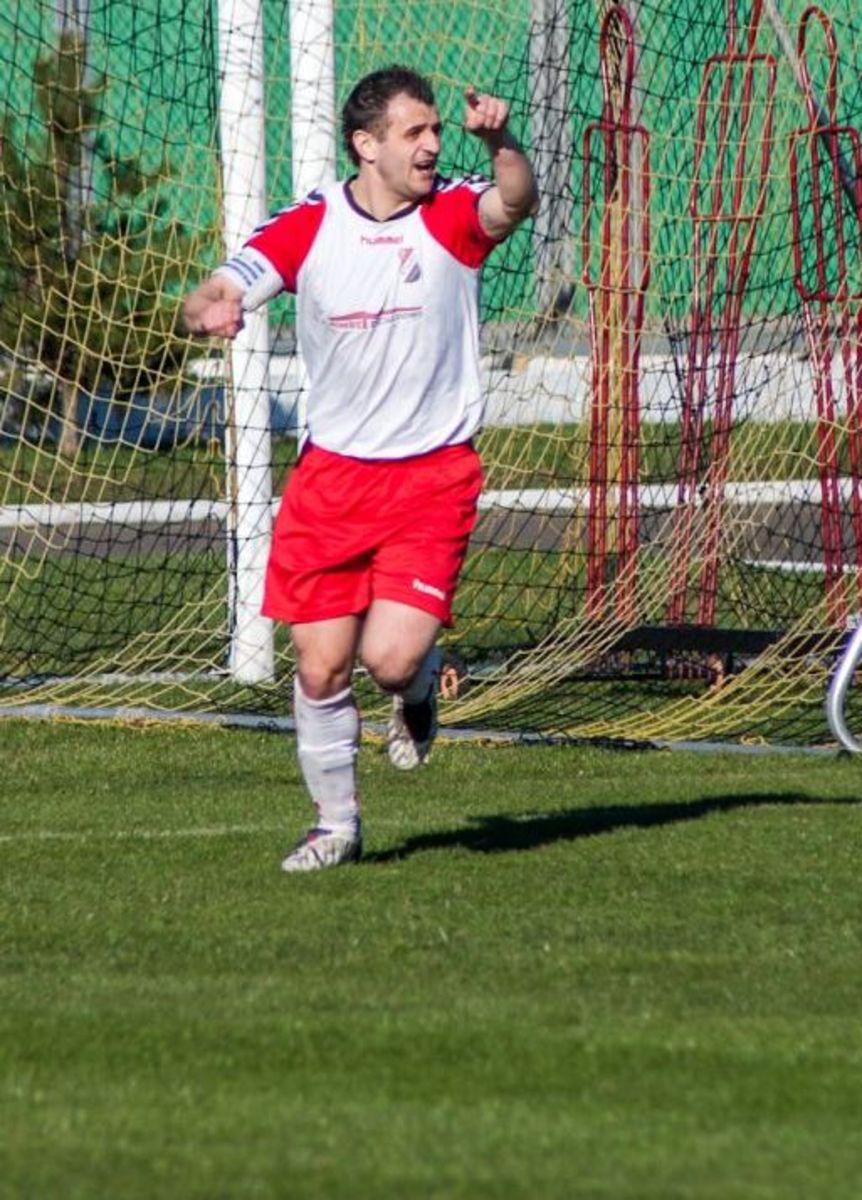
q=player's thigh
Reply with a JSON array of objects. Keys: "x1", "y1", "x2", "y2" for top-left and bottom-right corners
[
  {"x1": 291, "y1": 615, "x2": 363, "y2": 698},
  {"x1": 359, "y1": 600, "x2": 441, "y2": 692},
  {"x1": 369, "y1": 444, "x2": 481, "y2": 623}
]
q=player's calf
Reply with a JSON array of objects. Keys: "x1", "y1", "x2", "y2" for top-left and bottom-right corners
[{"x1": 387, "y1": 646, "x2": 440, "y2": 770}]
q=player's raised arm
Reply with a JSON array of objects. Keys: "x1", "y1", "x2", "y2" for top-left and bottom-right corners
[
  {"x1": 464, "y1": 86, "x2": 539, "y2": 241},
  {"x1": 183, "y1": 274, "x2": 246, "y2": 340}
]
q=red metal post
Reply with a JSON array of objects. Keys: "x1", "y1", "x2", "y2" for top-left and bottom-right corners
[
  {"x1": 582, "y1": 6, "x2": 651, "y2": 622},
  {"x1": 666, "y1": 0, "x2": 776, "y2": 625},
  {"x1": 788, "y1": 5, "x2": 862, "y2": 626}
]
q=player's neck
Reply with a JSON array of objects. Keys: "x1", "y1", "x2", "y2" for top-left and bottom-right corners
[{"x1": 348, "y1": 175, "x2": 416, "y2": 222}]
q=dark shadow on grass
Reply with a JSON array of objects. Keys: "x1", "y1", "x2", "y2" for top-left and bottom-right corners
[{"x1": 365, "y1": 792, "x2": 861, "y2": 863}]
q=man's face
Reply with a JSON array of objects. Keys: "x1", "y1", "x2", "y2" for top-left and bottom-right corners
[{"x1": 363, "y1": 92, "x2": 442, "y2": 203}]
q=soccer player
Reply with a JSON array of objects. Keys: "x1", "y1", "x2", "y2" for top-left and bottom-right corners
[{"x1": 184, "y1": 65, "x2": 538, "y2": 871}]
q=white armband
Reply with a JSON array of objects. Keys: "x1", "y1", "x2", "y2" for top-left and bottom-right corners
[{"x1": 213, "y1": 246, "x2": 284, "y2": 311}]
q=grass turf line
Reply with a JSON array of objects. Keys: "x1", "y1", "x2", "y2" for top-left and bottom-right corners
[{"x1": 2, "y1": 719, "x2": 862, "y2": 1199}]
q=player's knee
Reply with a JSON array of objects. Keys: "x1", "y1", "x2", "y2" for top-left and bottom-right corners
[
  {"x1": 363, "y1": 650, "x2": 420, "y2": 694},
  {"x1": 295, "y1": 661, "x2": 352, "y2": 701}
]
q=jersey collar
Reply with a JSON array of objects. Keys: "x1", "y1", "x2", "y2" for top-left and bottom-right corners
[{"x1": 343, "y1": 177, "x2": 428, "y2": 223}]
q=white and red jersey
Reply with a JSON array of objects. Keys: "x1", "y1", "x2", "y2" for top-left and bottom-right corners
[{"x1": 214, "y1": 176, "x2": 502, "y2": 459}]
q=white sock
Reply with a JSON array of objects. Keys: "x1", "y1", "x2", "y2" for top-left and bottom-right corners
[
  {"x1": 293, "y1": 679, "x2": 360, "y2": 833},
  {"x1": 400, "y1": 645, "x2": 440, "y2": 705}
]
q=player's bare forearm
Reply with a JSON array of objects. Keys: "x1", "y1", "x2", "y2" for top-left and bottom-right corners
[
  {"x1": 485, "y1": 132, "x2": 539, "y2": 230},
  {"x1": 464, "y1": 86, "x2": 539, "y2": 239},
  {"x1": 183, "y1": 275, "x2": 245, "y2": 339}
]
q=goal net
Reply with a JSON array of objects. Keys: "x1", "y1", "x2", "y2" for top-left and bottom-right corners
[{"x1": 2, "y1": 0, "x2": 861, "y2": 747}]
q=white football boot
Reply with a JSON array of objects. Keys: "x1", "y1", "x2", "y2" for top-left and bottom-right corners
[{"x1": 280, "y1": 825, "x2": 362, "y2": 873}]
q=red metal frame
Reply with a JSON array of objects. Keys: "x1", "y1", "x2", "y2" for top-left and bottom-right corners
[
  {"x1": 788, "y1": 5, "x2": 862, "y2": 626},
  {"x1": 582, "y1": 5, "x2": 651, "y2": 622},
  {"x1": 666, "y1": 0, "x2": 776, "y2": 626}
]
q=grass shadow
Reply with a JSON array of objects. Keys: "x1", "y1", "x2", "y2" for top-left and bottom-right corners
[{"x1": 366, "y1": 792, "x2": 861, "y2": 863}]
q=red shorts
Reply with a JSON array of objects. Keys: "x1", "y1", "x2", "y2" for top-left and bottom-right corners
[{"x1": 262, "y1": 441, "x2": 482, "y2": 626}]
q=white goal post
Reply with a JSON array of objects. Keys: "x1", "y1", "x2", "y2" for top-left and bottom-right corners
[{"x1": 218, "y1": 0, "x2": 336, "y2": 684}]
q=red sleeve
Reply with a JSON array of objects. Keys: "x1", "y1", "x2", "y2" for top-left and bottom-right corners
[
  {"x1": 421, "y1": 177, "x2": 503, "y2": 268},
  {"x1": 245, "y1": 191, "x2": 327, "y2": 292}
]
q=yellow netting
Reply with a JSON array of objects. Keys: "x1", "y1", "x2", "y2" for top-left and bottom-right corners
[{"x1": 2, "y1": 0, "x2": 862, "y2": 746}]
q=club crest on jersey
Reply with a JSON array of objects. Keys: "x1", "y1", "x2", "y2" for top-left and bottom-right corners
[{"x1": 398, "y1": 247, "x2": 421, "y2": 284}]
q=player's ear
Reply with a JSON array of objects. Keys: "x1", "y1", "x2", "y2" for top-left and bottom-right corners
[{"x1": 352, "y1": 128, "x2": 377, "y2": 165}]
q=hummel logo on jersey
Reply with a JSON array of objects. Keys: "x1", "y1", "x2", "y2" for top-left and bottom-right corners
[
  {"x1": 361, "y1": 234, "x2": 403, "y2": 245},
  {"x1": 412, "y1": 577, "x2": 446, "y2": 601}
]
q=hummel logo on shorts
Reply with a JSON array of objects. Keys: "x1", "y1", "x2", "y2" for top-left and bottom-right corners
[{"x1": 412, "y1": 577, "x2": 446, "y2": 601}]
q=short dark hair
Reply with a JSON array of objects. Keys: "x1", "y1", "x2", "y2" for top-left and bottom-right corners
[{"x1": 341, "y1": 66, "x2": 436, "y2": 167}]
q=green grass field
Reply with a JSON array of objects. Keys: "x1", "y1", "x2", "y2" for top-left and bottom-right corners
[{"x1": 3, "y1": 718, "x2": 862, "y2": 1199}]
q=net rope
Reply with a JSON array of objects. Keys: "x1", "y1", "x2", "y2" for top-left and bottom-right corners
[{"x1": 2, "y1": 0, "x2": 862, "y2": 746}]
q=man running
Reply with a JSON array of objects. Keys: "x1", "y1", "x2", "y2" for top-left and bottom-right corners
[{"x1": 184, "y1": 65, "x2": 538, "y2": 871}]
